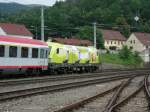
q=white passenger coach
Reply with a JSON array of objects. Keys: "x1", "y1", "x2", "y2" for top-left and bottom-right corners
[{"x1": 0, "y1": 35, "x2": 49, "y2": 75}]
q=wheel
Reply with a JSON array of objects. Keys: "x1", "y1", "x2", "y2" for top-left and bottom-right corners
[{"x1": 25, "y1": 68, "x2": 33, "y2": 76}]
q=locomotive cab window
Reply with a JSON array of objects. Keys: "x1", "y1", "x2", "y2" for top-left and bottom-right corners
[
  {"x1": 49, "y1": 47, "x2": 51, "y2": 55},
  {"x1": 56, "y1": 48, "x2": 59, "y2": 54},
  {"x1": 21, "y1": 47, "x2": 28, "y2": 58},
  {"x1": 9, "y1": 46, "x2": 17, "y2": 57},
  {"x1": 0, "y1": 45, "x2": 5, "y2": 57},
  {"x1": 32, "y1": 48, "x2": 38, "y2": 58},
  {"x1": 45, "y1": 50, "x2": 48, "y2": 58}
]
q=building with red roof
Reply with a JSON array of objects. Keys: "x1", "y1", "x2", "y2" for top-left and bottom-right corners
[
  {"x1": 126, "y1": 32, "x2": 150, "y2": 62},
  {"x1": 51, "y1": 37, "x2": 92, "y2": 46},
  {"x1": 102, "y1": 29, "x2": 126, "y2": 50},
  {"x1": 126, "y1": 32, "x2": 150, "y2": 52},
  {"x1": 0, "y1": 23, "x2": 33, "y2": 39}
]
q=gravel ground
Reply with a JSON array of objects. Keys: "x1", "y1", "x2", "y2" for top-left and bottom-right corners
[
  {"x1": 113, "y1": 76, "x2": 147, "y2": 112},
  {"x1": 118, "y1": 91, "x2": 147, "y2": 112},
  {"x1": 148, "y1": 75, "x2": 150, "y2": 90},
  {"x1": 74, "y1": 92, "x2": 114, "y2": 112},
  {"x1": 0, "y1": 74, "x2": 122, "y2": 93},
  {"x1": 117, "y1": 76, "x2": 144, "y2": 103},
  {"x1": 101, "y1": 63, "x2": 129, "y2": 70},
  {"x1": 0, "y1": 80, "x2": 124, "y2": 112},
  {"x1": 73, "y1": 76, "x2": 146, "y2": 112}
]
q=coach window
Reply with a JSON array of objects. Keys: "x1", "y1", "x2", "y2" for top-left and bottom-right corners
[
  {"x1": 0, "y1": 45, "x2": 5, "y2": 57},
  {"x1": 21, "y1": 47, "x2": 28, "y2": 58},
  {"x1": 40, "y1": 49, "x2": 44, "y2": 58},
  {"x1": 32, "y1": 48, "x2": 38, "y2": 58},
  {"x1": 9, "y1": 46, "x2": 17, "y2": 57}
]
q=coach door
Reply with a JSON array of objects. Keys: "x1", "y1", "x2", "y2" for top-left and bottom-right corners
[{"x1": 40, "y1": 48, "x2": 47, "y2": 69}]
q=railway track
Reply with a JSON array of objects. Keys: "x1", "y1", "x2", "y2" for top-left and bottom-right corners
[
  {"x1": 144, "y1": 75, "x2": 150, "y2": 111},
  {"x1": 106, "y1": 79, "x2": 145, "y2": 112},
  {"x1": 0, "y1": 69, "x2": 149, "y2": 87},
  {"x1": 0, "y1": 73, "x2": 140, "y2": 102},
  {"x1": 107, "y1": 75, "x2": 150, "y2": 112},
  {"x1": 54, "y1": 75, "x2": 150, "y2": 112}
]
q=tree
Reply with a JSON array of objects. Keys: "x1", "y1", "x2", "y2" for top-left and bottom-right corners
[
  {"x1": 76, "y1": 26, "x2": 104, "y2": 49},
  {"x1": 119, "y1": 46, "x2": 132, "y2": 60},
  {"x1": 1, "y1": 0, "x2": 150, "y2": 38},
  {"x1": 133, "y1": 51, "x2": 143, "y2": 64},
  {"x1": 116, "y1": 16, "x2": 131, "y2": 38}
]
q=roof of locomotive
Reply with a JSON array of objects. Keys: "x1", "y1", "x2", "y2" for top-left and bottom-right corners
[
  {"x1": 47, "y1": 41, "x2": 98, "y2": 52},
  {"x1": 47, "y1": 41, "x2": 63, "y2": 46},
  {"x1": 0, "y1": 35, "x2": 47, "y2": 47}
]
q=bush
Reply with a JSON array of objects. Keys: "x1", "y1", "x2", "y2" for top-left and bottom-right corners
[
  {"x1": 119, "y1": 46, "x2": 132, "y2": 60},
  {"x1": 106, "y1": 49, "x2": 110, "y2": 54},
  {"x1": 118, "y1": 46, "x2": 143, "y2": 66},
  {"x1": 133, "y1": 51, "x2": 143, "y2": 64}
]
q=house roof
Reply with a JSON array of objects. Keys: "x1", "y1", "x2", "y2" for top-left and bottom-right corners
[
  {"x1": 0, "y1": 23, "x2": 33, "y2": 37},
  {"x1": 0, "y1": 35, "x2": 47, "y2": 46},
  {"x1": 102, "y1": 29, "x2": 126, "y2": 41},
  {"x1": 52, "y1": 38, "x2": 92, "y2": 46},
  {"x1": 134, "y1": 32, "x2": 150, "y2": 46}
]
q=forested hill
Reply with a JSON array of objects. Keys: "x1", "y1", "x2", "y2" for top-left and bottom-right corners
[
  {"x1": 0, "y1": 3, "x2": 31, "y2": 14},
  {"x1": 0, "y1": 0, "x2": 150, "y2": 48}
]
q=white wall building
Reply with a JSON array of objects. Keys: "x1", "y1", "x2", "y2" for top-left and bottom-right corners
[
  {"x1": 102, "y1": 29, "x2": 126, "y2": 51},
  {"x1": 126, "y1": 32, "x2": 150, "y2": 62}
]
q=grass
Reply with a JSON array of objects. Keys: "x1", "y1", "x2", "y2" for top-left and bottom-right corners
[{"x1": 100, "y1": 53, "x2": 143, "y2": 66}]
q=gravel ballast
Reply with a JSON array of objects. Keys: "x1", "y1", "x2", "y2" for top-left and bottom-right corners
[
  {"x1": 73, "y1": 76, "x2": 147, "y2": 112},
  {"x1": 0, "y1": 80, "x2": 124, "y2": 112}
]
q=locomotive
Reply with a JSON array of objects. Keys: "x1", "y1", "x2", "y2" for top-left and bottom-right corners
[{"x1": 0, "y1": 35, "x2": 100, "y2": 75}]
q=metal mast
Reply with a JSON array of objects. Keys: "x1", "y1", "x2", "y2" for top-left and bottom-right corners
[
  {"x1": 41, "y1": 6, "x2": 44, "y2": 41},
  {"x1": 93, "y1": 22, "x2": 97, "y2": 48}
]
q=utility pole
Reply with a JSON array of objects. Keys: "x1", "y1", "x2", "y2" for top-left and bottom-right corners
[
  {"x1": 93, "y1": 22, "x2": 97, "y2": 48},
  {"x1": 30, "y1": 26, "x2": 38, "y2": 40},
  {"x1": 41, "y1": 6, "x2": 44, "y2": 41},
  {"x1": 35, "y1": 26, "x2": 38, "y2": 40},
  {"x1": 134, "y1": 10, "x2": 140, "y2": 30}
]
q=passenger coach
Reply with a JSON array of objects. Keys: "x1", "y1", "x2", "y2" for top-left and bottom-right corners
[{"x1": 0, "y1": 35, "x2": 49, "y2": 75}]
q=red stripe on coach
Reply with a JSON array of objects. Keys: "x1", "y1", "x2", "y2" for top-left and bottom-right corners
[{"x1": 0, "y1": 66, "x2": 48, "y2": 69}]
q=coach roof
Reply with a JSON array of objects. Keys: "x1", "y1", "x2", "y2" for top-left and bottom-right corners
[{"x1": 0, "y1": 35, "x2": 47, "y2": 46}]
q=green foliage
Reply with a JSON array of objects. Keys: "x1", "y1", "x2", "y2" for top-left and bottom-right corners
[
  {"x1": 133, "y1": 51, "x2": 143, "y2": 65},
  {"x1": 119, "y1": 46, "x2": 132, "y2": 60},
  {"x1": 118, "y1": 46, "x2": 142, "y2": 65},
  {"x1": 0, "y1": 3, "x2": 30, "y2": 15},
  {"x1": 103, "y1": 46, "x2": 143, "y2": 66},
  {"x1": 106, "y1": 49, "x2": 110, "y2": 54},
  {"x1": 1, "y1": 0, "x2": 150, "y2": 40},
  {"x1": 76, "y1": 26, "x2": 104, "y2": 49},
  {"x1": 101, "y1": 52, "x2": 143, "y2": 67}
]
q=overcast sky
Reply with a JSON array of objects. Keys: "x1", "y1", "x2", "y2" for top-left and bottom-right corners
[{"x1": 0, "y1": 0, "x2": 60, "y2": 6}]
